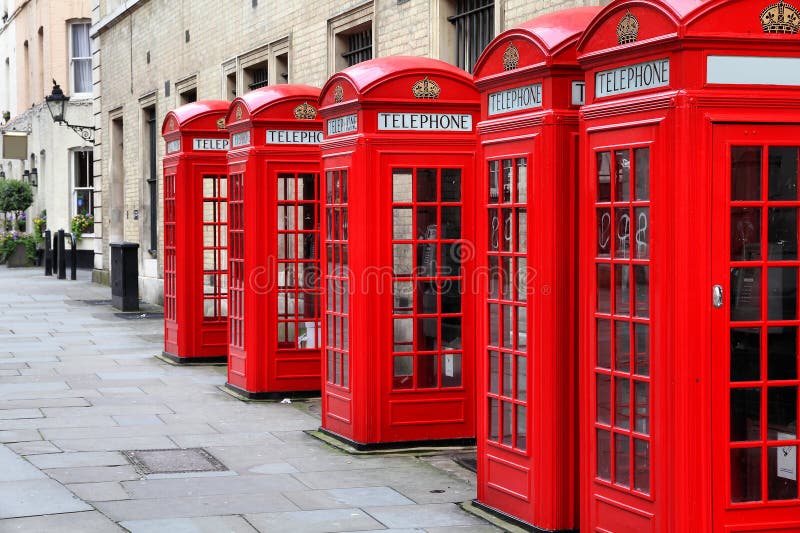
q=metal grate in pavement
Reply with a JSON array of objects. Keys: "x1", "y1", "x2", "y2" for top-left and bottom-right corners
[{"x1": 123, "y1": 448, "x2": 227, "y2": 475}]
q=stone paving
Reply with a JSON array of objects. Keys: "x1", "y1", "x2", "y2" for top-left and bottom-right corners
[{"x1": 0, "y1": 268, "x2": 501, "y2": 533}]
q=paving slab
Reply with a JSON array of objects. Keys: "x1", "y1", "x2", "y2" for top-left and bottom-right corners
[
  {"x1": 363, "y1": 503, "x2": 491, "y2": 529},
  {"x1": 0, "y1": 408, "x2": 41, "y2": 420},
  {"x1": 51, "y1": 435, "x2": 178, "y2": 452},
  {"x1": 0, "y1": 444, "x2": 46, "y2": 481},
  {"x1": 66, "y1": 481, "x2": 132, "y2": 502},
  {"x1": 121, "y1": 473, "x2": 306, "y2": 499},
  {"x1": 5, "y1": 440, "x2": 61, "y2": 455},
  {"x1": 283, "y1": 487, "x2": 415, "y2": 511},
  {"x1": 0, "y1": 478, "x2": 92, "y2": 518},
  {"x1": 245, "y1": 508, "x2": 384, "y2": 533},
  {"x1": 118, "y1": 516, "x2": 258, "y2": 533},
  {"x1": 44, "y1": 465, "x2": 141, "y2": 484},
  {"x1": 0, "y1": 511, "x2": 124, "y2": 532}
]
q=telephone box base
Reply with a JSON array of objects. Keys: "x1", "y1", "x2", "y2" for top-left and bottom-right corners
[
  {"x1": 465, "y1": 500, "x2": 579, "y2": 533},
  {"x1": 315, "y1": 427, "x2": 476, "y2": 453},
  {"x1": 159, "y1": 351, "x2": 227, "y2": 366},
  {"x1": 222, "y1": 382, "x2": 320, "y2": 402}
]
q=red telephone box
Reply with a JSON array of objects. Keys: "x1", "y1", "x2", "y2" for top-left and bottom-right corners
[
  {"x1": 162, "y1": 101, "x2": 230, "y2": 364},
  {"x1": 317, "y1": 57, "x2": 480, "y2": 448},
  {"x1": 224, "y1": 85, "x2": 323, "y2": 399},
  {"x1": 472, "y1": 8, "x2": 598, "y2": 530},
  {"x1": 578, "y1": 0, "x2": 800, "y2": 531}
]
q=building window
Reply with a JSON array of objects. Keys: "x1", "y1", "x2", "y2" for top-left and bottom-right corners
[
  {"x1": 176, "y1": 76, "x2": 198, "y2": 105},
  {"x1": 72, "y1": 148, "x2": 94, "y2": 223},
  {"x1": 245, "y1": 61, "x2": 268, "y2": 90},
  {"x1": 448, "y1": 0, "x2": 494, "y2": 73},
  {"x1": 142, "y1": 105, "x2": 158, "y2": 253},
  {"x1": 70, "y1": 21, "x2": 91, "y2": 95},
  {"x1": 328, "y1": 3, "x2": 374, "y2": 73}
]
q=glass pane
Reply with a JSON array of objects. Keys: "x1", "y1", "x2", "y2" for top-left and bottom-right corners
[
  {"x1": 731, "y1": 388, "x2": 762, "y2": 441},
  {"x1": 342, "y1": 354, "x2": 349, "y2": 387},
  {"x1": 442, "y1": 207, "x2": 461, "y2": 239},
  {"x1": 598, "y1": 209, "x2": 611, "y2": 258},
  {"x1": 500, "y1": 256, "x2": 512, "y2": 301},
  {"x1": 393, "y1": 282, "x2": 414, "y2": 314},
  {"x1": 731, "y1": 207, "x2": 761, "y2": 261},
  {"x1": 634, "y1": 265, "x2": 649, "y2": 318},
  {"x1": 597, "y1": 373, "x2": 611, "y2": 424},
  {"x1": 731, "y1": 267, "x2": 762, "y2": 322},
  {"x1": 516, "y1": 307, "x2": 527, "y2": 351},
  {"x1": 597, "y1": 264, "x2": 611, "y2": 314},
  {"x1": 769, "y1": 326, "x2": 797, "y2": 381},
  {"x1": 393, "y1": 208, "x2": 413, "y2": 240},
  {"x1": 769, "y1": 146, "x2": 798, "y2": 201},
  {"x1": 327, "y1": 350, "x2": 334, "y2": 382},
  {"x1": 417, "y1": 354, "x2": 438, "y2": 388},
  {"x1": 441, "y1": 317, "x2": 461, "y2": 350},
  {"x1": 516, "y1": 405, "x2": 527, "y2": 451},
  {"x1": 615, "y1": 150, "x2": 631, "y2": 201},
  {"x1": 516, "y1": 209, "x2": 527, "y2": 253},
  {"x1": 634, "y1": 439, "x2": 650, "y2": 494},
  {"x1": 503, "y1": 353, "x2": 513, "y2": 397},
  {"x1": 615, "y1": 377, "x2": 630, "y2": 430},
  {"x1": 634, "y1": 207, "x2": 649, "y2": 259},
  {"x1": 417, "y1": 168, "x2": 437, "y2": 202},
  {"x1": 326, "y1": 172, "x2": 334, "y2": 203},
  {"x1": 393, "y1": 356, "x2": 413, "y2": 389},
  {"x1": 488, "y1": 161, "x2": 499, "y2": 204},
  {"x1": 502, "y1": 159, "x2": 513, "y2": 203},
  {"x1": 489, "y1": 398, "x2": 499, "y2": 441},
  {"x1": 442, "y1": 280, "x2": 461, "y2": 314},
  {"x1": 489, "y1": 256, "x2": 499, "y2": 299},
  {"x1": 768, "y1": 208, "x2": 797, "y2": 260},
  {"x1": 516, "y1": 257, "x2": 528, "y2": 303},
  {"x1": 420, "y1": 317, "x2": 438, "y2": 350},
  {"x1": 516, "y1": 158, "x2": 527, "y2": 203},
  {"x1": 278, "y1": 205, "x2": 294, "y2": 230},
  {"x1": 597, "y1": 152, "x2": 611, "y2": 202},
  {"x1": 615, "y1": 264, "x2": 630, "y2": 316},
  {"x1": 441, "y1": 168, "x2": 461, "y2": 202},
  {"x1": 768, "y1": 267, "x2": 797, "y2": 321},
  {"x1": 731, "y1": 447, "x2": 762, "y2": 502},
  {"x1": 417, "y1": 206, "x2": 437, "y2": 240},
  {"x1": 489, "y1": 351, "x2": 499, "y2": 394},
  {"x1": 489, "y1": 304, "x2": 499, "y2": 346},
  {"x1": 615, "y1": 208, "x2": 631, "y2": 259},
  {"x1": 489, "y1": 210, "x2": 499, "y2": 252},
  {"x1": 442, "y1": 353, "x2": 462, "y2": 387},
  {"x1": 597, "y1": 429, "x2": 611, "y2": 481},
  {"x1": 516, "y1": 355, "x2": 527, "y2": 401},
  {"x1": 635, "y1": 323, "x2": 649, "y2": 377},
  {"x1": 767, "y1": 386, "x2": 797, "y2": 441},
  {"x1": 634, "y1": 148, "x2": 650, "y2": 201},
  {"x1": 768, "y1": 446, "x2": 798, "y2": 501},
  {"x1": 419, "y1": 285, "x2": 437, "y2": 314},
  {"x1": 731, "y1": 146, "x2": 762, "y2": 201},
  {"x1": 502, "y1": 305, "x2": 513, "y2": 348},
  {"x1": 731, "y1": 328, "x2": 761, "y2": 382},
  {"x1": 393, "y1": 244, "x2": 413, "y2": 277},
  {"x1": 597, "y1": 319, "x2": 612, "y2": 369},
  {"x1": 502, "y1": 401, "x2": 513, "y2": 446},
  {"x1": 502, "y1": 209, "x2": 513, "y2": 251},
  {"x1": 634, "y1": 381, "x2": 649, "y2": 434},
  {"x1": 393, "y1": 318, "x2": 413, "y2": 352},
  {"x1": 615, "y1": 322, "x2": 631, "y2": 372},
  {"x1": 615, "y1": 433, "x2": 630, "y2": 487}
]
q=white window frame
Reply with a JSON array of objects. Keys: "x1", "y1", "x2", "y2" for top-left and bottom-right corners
[
  {"x1": 71, "y1": 147, "x2": 94, "y2": 235},
  {"x1": 328, "y1": 2, "x2": 374, "y2": 75},
  {"x1": 69, "y1": 20, "x2": 92, "y2": 98}
]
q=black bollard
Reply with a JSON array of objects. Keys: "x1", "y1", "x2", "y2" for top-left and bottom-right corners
[
  {"x1": 57, "y1": 229, "x2": 66, "y2": 280},
  {"x1": 44, "y1": 230, "x2": 52, "y2": 276},
  {"x1": 68, "y1": 233, "x2": 77, "y2": 281}
]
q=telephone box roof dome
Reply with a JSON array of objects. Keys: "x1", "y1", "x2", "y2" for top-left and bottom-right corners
[
  {"x1": 233, "y1": 84, "x2": 321, "y2": 117},
  {"x1": 162, "y1": 100, "x2": 229, "y2": 135},
  {"x1": 514, "y1": 7, "x2": 602, "y2": 51}
]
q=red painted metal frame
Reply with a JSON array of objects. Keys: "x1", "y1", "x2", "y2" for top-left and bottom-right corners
[
  {"x1": 578, "y1": 0, "x2": 800, "y2": 531},
  {"x1": 161, "y1": 101, "x2": 230, "y2": 363},
  {"x1": 317, "y1": 57, "x2": 481, "y2": 447},
  {"x1": 473, "y1": 8, "x2": 598, "y2": 531},
  {"x1": 224, "y1": 85, "x2": 323, "y2": 398}
]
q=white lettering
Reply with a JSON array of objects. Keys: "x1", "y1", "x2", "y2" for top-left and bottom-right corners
[
  {"x1": 377, "y1": 113, "x2": 472, "y2": 131},
  {"x1": 595, "y1": 58, "x2": 670, "y2": 98}
]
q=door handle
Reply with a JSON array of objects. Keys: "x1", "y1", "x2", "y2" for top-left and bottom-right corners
[{"x1": 713, "y1": 285, "x2": 723, "y2": 308}]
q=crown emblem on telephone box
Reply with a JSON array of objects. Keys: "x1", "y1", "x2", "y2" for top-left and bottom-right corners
[
  {"x1": 412, "y1": 76, "x2": 441, "y2": 99},
  {"x1": 503, "y1": 43, "x2": 520, "y2": 71},
  {"x1": 761, "y1": 0, "x2": 800, "y2": 34},
  {"x1": 333, "y1": 84, "x2": 344, "y2": 103},
  {"x1": 216, "y1": 118, "x2": 226, "y2": 129},
  {"x1": 617, "y1": 10, "x2": 639, "y2": 44},
  {"x1": 293, "y1": 102, "x2": 317, "y2": 120}
]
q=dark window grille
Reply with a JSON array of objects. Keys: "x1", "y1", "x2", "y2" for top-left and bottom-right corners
[
  {"x1": 247, "y1": 67, "x2": 268, "y2": 90},
  {"x1": 448, "y1": 0, "x2": 494, "y2": 73},
  {"x1": 341, "y1": 27, "x2": 372, "y2": 67},
  {"x1": 147, "y1": 108, "x2": 158, "y2": 253}
]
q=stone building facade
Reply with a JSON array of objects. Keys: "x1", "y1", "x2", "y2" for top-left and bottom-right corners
[{"x1": 91, "y1": 0, "x2": 604, "y2": 302}]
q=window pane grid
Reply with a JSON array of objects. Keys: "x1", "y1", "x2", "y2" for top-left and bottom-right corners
[
  {"x1": 325, "y1": 170, "x2": 350, "y2": 389},
  {"x1": 202, "y1": 175, "x2": 228, "y2": 320},
  {"x1": 594, "y1": 147, "x2": 652, "y2": 496},
  {"x1": 729, "y1": 145, "x2": 799, "y2": 505},
  {"x1": 486, "y1": 157, "x2": 528, "y2": 453},
  {"x1": 228, "y1": 173, "x2": 245, "y2": 348},
  {"x1": 164, "y1": 173, "x2": 177, "y2": 322}
]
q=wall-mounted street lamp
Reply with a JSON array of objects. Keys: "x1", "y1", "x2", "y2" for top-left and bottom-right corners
[
  {"x1": 29, "y1": 168, "x2": 37, "y2": 187},
  {"x1": 22, "y1": 170, "x2": 29, "y2": 183},
  {"x1": 0, "y1": 170, "x2": 5, "y2": 179},
  {"x1": 45, "y1": 80, "x2": 95, "y2": 143}
]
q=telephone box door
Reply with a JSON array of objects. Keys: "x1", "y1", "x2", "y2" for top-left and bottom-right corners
[{"x1": 712, "y1": 124, "x2": 800, "y2": 532}]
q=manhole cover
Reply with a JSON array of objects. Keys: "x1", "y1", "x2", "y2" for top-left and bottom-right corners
[
  {"x1": 123, "y1": 448, "x2": 227, "y2": 475},
  {"x1": 114, "y1": 312, "x2": 164, "y2": 320}
]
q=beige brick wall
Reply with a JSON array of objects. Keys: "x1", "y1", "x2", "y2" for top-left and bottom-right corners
[{"x1": 93, "y1": 0, "x2": 599, "y2": 302}]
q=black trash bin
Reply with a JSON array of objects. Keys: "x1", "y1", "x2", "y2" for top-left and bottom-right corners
[{"x1": 110, "y1": 242, "x2": 139, "y2": 312}]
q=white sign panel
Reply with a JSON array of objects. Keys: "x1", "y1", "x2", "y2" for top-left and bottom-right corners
[
  {"x1": 777, "y1": 433, "x2": 797, "y2": 481},
  {"x1": 572, "y1": 81, "x2": 586, "y2": 106},
  {"x1": 231, "y1": 131, "x2": 251, "y2": 148},
  {"x1": 192, "y1": 138, "x2": 229, "y2": 151},
  {"x1": 266, "y1": 130, "x2": 323, "y2": 145},
  {"x1": 166, "y1": 140, "x2": 180, "y2": 153},
  {"x1": 595, "y1": 58, "x2": 670, "y2": 98},
  {"x1": 487, "y1": 83, "x2": 542, "y2": 116},
  {"x1": 377, "y1": 113, "x2": 472, "y2": 131},
  {"x1": 708, "y1": 56, "x2": 800, "y2": 86},
  {"x1": 327, "y1": 114, "x2": 358, "y2": 136}
]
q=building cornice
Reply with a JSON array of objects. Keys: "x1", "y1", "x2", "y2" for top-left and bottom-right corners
[{"x1": 91, "y1": 0, "x2": 150, "y2": 37}]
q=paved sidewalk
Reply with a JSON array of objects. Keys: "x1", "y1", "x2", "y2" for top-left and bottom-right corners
[{"x1": 0, "y1": 268, "x2": 498, "y2": 533}]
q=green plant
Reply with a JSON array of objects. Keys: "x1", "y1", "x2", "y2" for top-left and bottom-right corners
[
  {"x1": 70, "y1": 213, "x2": 94, "y2": 239},
  {"x1": 0, "y1": 232, "x2": 36, "y2": 264},
  {"x1": 0, "y1": 180, "x2": 34, "y2": 228},
  {"x1": 33, "y1": 210, "x2": 46, "y2": 245}
]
